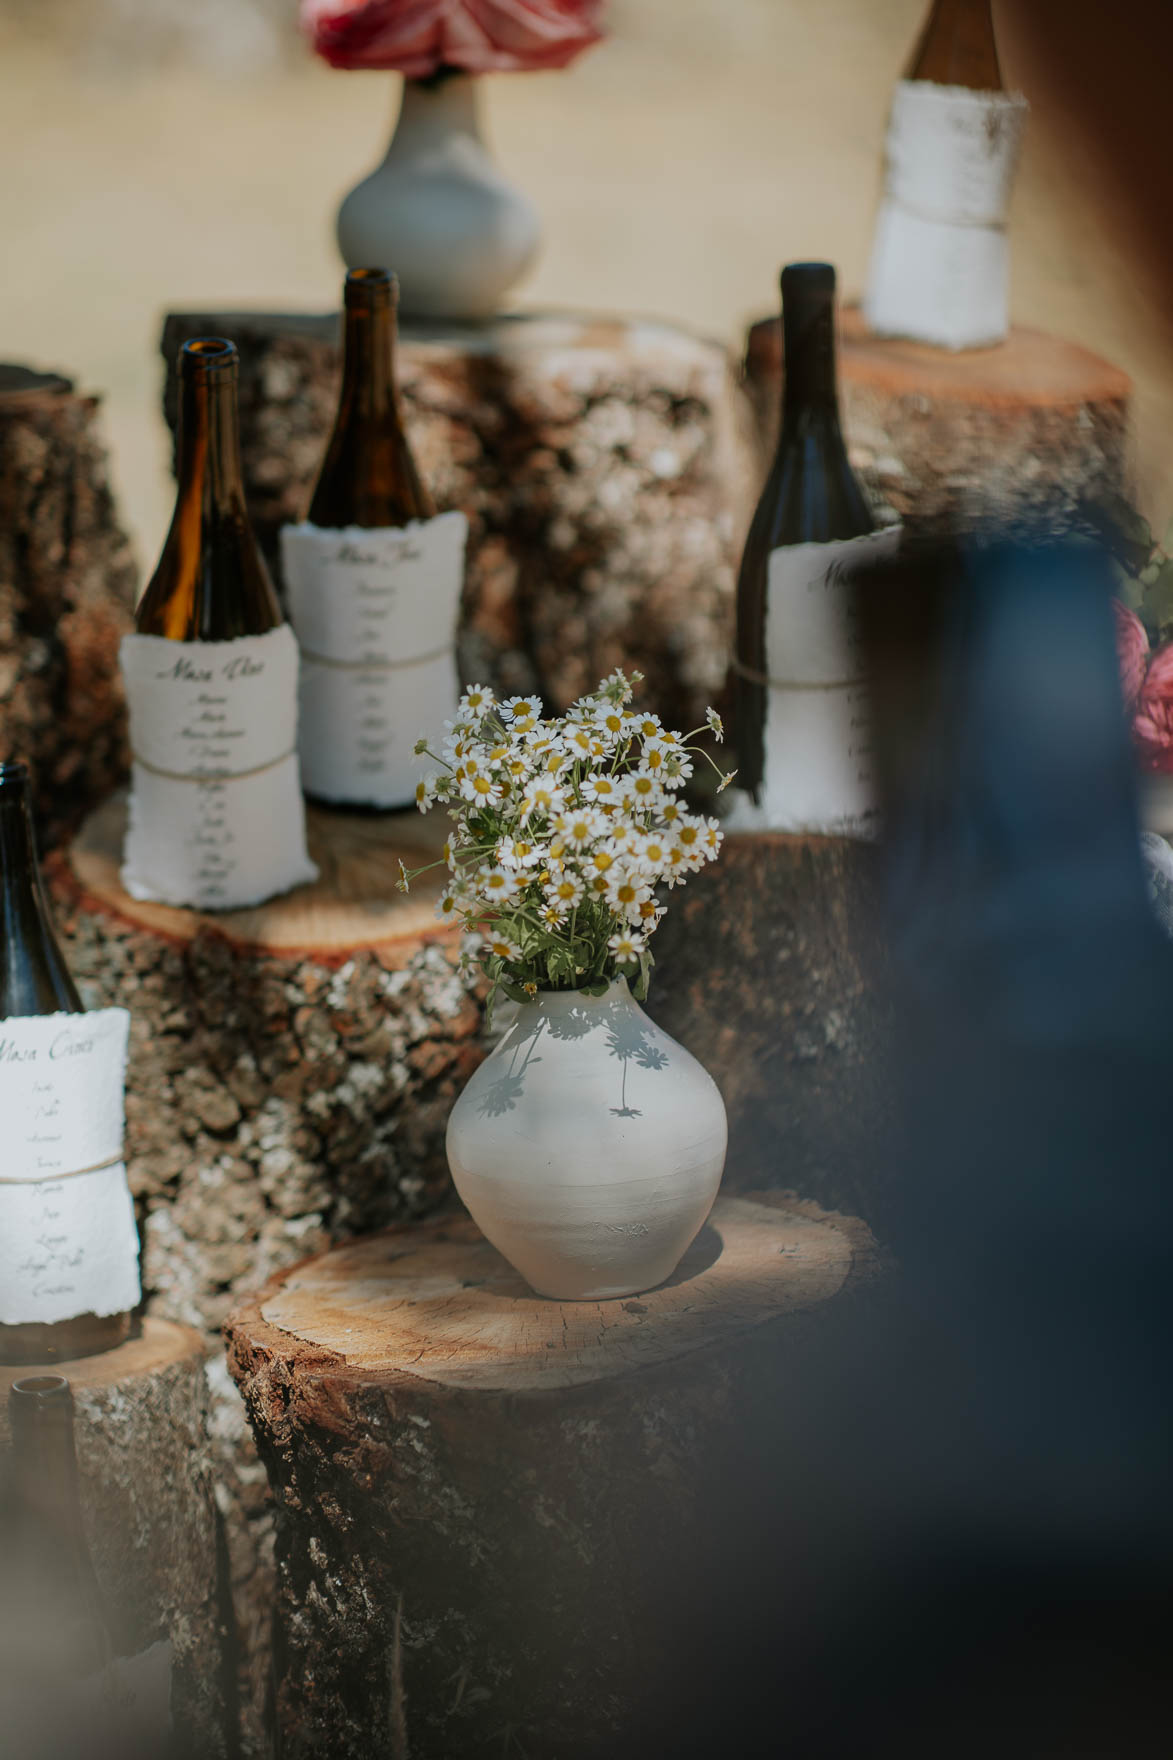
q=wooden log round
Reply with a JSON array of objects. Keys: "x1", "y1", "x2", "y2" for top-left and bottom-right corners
[
  {"x1": 0, "y1": 365, "x2": 137, "y2": 848},
  {"x1": 226, "y1": 1193, "x2": 878, "y2": 1760},
  {"x1": 45, "y1": 792, "x2": 479, "y2": 1340},
  {"x1": 0, "y1": 1317, "x2": 229, "y2": 1757},
  {"x1": 160, "y1": 309, "x2": 753, "y2": 730},
  {"x1": 645, "y1": 831, "x2": 892, "y2": 1232},
  {"x1": 743, "y1": 307, "x2": 1133, "y2": 533}
]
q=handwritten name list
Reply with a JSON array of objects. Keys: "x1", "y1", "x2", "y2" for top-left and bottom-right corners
[
  {"x1": 281, "y1": 511, "x2": 467, "y2": 808},
  {"x1": 0, "y1": 1008, "x2": 140, "y2": 1326},
  {"x1": 120, "y1": 627, "x2": 318, "y2": 911}
]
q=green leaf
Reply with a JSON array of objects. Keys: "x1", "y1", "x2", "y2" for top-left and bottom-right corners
[
  {"x1": 580, "y1": 978, "x2": 610, "y2": 998},
  {"x1": 500, "y1": 979, "x2": 530, "y2": 1005}
]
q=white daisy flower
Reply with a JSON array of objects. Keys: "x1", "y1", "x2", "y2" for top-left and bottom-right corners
[
  {"x1": 608, "y1": 930, "x2": 646, "y2": 963},
  {"x1": 477, "y1": 864, "x2": 520, "y2": 904},
  {"x1": 554, "y1": 808, "x2": 603, "y2": 851},
  {"x1": 460, "y1": 771, "x2": 504, "y2": 807},
  {"x1": 414, "y1": 776, "x2": 437, "y2": 811},
  {"x1": 563, "y1": 723, "x2": 598, "y2": 759},
  {"x1": 661, "y1": 751, "x2": 694, "y2": 783},
  {"x1": 705, "y1": 706, "x2": 724, "y2": 742},
  {"x1": 658, "y1": 798, "x2": 684, "y2": 826},
  {"x1": 605, "y1": 868, "x2": 652, "y2": 915},
  {"x1": 701, "y1": 816, "x2": 724, "y2": 858},
  {"x1": 538, "y1": 902, "x2": 566, "y2": 930},
  {"x1": 484, "y1": 933, "x2": 522, "y2": 962},
  {"x1": 633, "y1": 831, "x2": 671, "y2": 875},
  {"x1": 497, "y1": 835, "x2": 542, "y2": 870},
  {"x1": 593, "y1": 704, "x2": 628, "y2": 741},
  {"x1": 459, "y1": 684, "x2": 496, "y2": 717},
  {"x1": 630, "y1": 714, "x2": 664, "y2": 742},
  {"x1": 546, "y1": 872, "x2": 585, "y2": 908},
  {"x1": 435, "y1": 892, "x2": 461, "y2": 923},
  {"x1": 675, "y1": 816, "x2": 705, "y2": 855},
  {"x1": 501, "y1": 694, "x2": 543, "y2": 723},
  {"x1": 584, "y1": 845, "x2": 620, "y2": 879},
  {"x1": 634, "y1": 897, "x2": 666, "y2": 929},
  {"x1": 520, "y1": 780, "x2": 565, "y2": 818},
  {"x1": 622, "y1": 769, "x2": 662, "y2": 810}
]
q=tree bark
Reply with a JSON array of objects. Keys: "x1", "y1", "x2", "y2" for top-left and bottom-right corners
[
  {"x1": 0, "y1": 1317, "x2": 230, "y2": 1757},
  {"x1": 225, "y1": 1193, "x2": 878, "y2": 1760},
  {"x1": 744, "y1": 307, "x2": 1133, "y2": 533},
  {"x1": 645, "y1": 830, "x2": 894, "y2": 1233},
  {"x1": 160, "y1": 310, "x2": 754, "y2": 732},
  {"x1": 0, "y1": 366, "x2": 137, "y2": 848}
]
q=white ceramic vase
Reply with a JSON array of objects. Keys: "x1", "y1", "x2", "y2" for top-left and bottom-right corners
[
  {"x1": 336, "y1": 73, "x2": 541, "y2": 321},
  {"x1": 446, "y1": 979, "x2": 728, "y2": 1301}
]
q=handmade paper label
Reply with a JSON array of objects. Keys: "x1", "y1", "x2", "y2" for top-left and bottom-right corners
[
  {"x1": 0, "y1": 1638, "x2": 172, "y2": 1760},
  {"x1": 0, "y1": 1008, "x2": 140, "y2": 1326},
  {"x1": 864, "y1": 82, "x2": 1029, "y2": 349},
  {"x1": 729, "y1": 527, "x2": 900, "y2": 836},
  {"x1": 280, "y1": 511, "x2": 467, "y2": 807},
  {"x1": 120, "y1": 626, "x2": 318, "y2": 910}
]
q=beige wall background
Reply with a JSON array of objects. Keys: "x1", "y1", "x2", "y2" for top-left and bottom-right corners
[{"x1": 2, "y1": 0, "x2": 1170, "y2": 571}]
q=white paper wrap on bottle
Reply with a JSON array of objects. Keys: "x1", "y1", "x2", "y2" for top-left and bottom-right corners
[
  {"x1": 727, "y1": 526, "x2": 902, "y2": 837},
  {"x1": 0, "y1": 1008, "x2": 140, "y2": 1326},
  {"x1": 864, "y1": 81, "x2": 1029, "y2": 350},
  {"x1": 280, "y1": 510, "x2": 468, "y2": 808},
  {"x1": 120, "y1": 625, "x2": 318, "y2": 911}
]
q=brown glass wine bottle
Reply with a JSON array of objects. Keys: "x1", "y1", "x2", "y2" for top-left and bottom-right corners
[
  {"x1": 308, "y1": 268, "x2": 434, "y2": 530},
  {"x1": 135, "y1": 337, "x2": 283, "y2": 640},
  {"x1": 905, "y1": 0, "x2": 1003, "y2": 89},
  {"x1": 0, "y1": 764, "x2": 133, "y2": 1365},
  {"x1": 733, "y1": 264, "x2": 878, "y2": 810}
]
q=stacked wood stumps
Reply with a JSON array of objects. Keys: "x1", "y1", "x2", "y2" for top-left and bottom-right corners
[
  {"x1": 47, "y1": 794, "x2": 479, "y2": 1339},
  {"x1": 160, "y1": 310, "x2": 752, "y2": 732},
  {"x1": 0, "y1": 1319, "x2": 230, "y2": 1757},
  {"x1": 0, "y1": 365, "x2": 136, "y2": 846},
  {"x1": 743, "y1": 307, "x2": 1133, "y2": 533},
  {"x1": 226, "y1": 1194, "x2": 878, "y2": 1760}
]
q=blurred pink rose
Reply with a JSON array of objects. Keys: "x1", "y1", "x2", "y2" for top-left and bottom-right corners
[
  {"x1": 1133, "y1": 641, "x2": 1173, "y2": 773},
  {"x1": 1113, "y1": 597, "x2": 1150, "y2": 707},
  {"x1": 303, "y1": 0, "x2": 605, "y2": 76}
]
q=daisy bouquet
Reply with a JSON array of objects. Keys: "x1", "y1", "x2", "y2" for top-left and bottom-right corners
[{"x1": 401, "y1": 670, "x2": 733, "y2": 1012}]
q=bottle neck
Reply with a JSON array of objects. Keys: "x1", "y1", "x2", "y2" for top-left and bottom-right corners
[
  {"x1": 388, "y1": 71, "x2": 483, "y2": 160},
  {"x1": 174, "y1": 366, "x2": 247, "y2": 520},
  {"x1": 338, "y1": 295, "x2": 397, "y2": 425},
  {"x1": 905, "y1": 0, "x2": 1003, "y2": 89},
  {"x1": 0, "y1": 777, "x2": 79, "y2": 1017},
  {"x1": 780, "y1": 295, "x2": 843, "y2": 439}
]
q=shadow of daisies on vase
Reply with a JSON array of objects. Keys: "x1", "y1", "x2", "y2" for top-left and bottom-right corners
[{"x1": 401, "y1": 669, "x2": 732, "y2": 1299}]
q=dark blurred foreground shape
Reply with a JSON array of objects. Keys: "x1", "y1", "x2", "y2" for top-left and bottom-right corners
[{"x1": 630, "y1": 537, "x2": 1173, "y2": 1757}]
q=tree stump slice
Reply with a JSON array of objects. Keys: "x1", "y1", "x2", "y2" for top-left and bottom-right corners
[
  {"x1": 0, "y1": 365, "x2": 137, "y2": 848},
  {"x1": 743, "y1": 308, "x2": 1132, "y2": 533},
  {"x1": 160, "y1": 310, "x2": 753, "y2": 730},
  {"x1": 0, "y1": 1317, "x2": 229, "y2": 1757},
  {"x1": 225, "y1": 1193, "x2": 878, "y2": 1760},
  {"x1": 645, "y1": 832, "x2": 892, "y2": 1231}
]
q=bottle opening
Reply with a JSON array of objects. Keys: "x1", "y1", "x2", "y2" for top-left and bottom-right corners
[
  {"x1": 180, "y1": 337, "x2": 238, "y2": 375},
  {"x1": 345, "y1": 268, "x2": 397, "y2": 309},
  {"x1": 781, "y1": 262, "x2": 836, "y2": 298},
  {"x1": 11, "y1": 1374, "x2": 71, "y2": 1401}
]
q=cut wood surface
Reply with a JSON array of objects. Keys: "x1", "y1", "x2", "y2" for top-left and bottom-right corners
[
  {"x1": 0, "y1": 363, "x2": 136, "y2": 849},
  {"x1": 69, "y1": 790, "x2": 450, "y2": 957},
  {"x1": 161, "y1": 308, "x2": 754, "y2": 733},
  {"x1": 743, "y1": 307, "x2": 1132, "y2": 532},
  {"x1": 0, "y1": 1317, "x2": 229, "y2": 1757},
  {"x1": 258, "y1": 1194, "x2": 858, "y2": 1392},
  {"x1": 226, "y1": 1193, "x2": 878, "y2": 1759}
]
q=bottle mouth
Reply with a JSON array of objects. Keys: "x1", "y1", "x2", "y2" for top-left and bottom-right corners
[
  {"x1": 12, "y1": 1375, "x2": 70, "y2": 1398},
  {"x1": 345, "y1": 267, "x2": 397, "y2": 310},
  {"x1": 180, "y1": 337, "x2": 239, "y2": 376}
]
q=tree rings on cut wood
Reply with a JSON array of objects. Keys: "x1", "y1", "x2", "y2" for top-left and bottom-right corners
[
  {"x1": 225, "y1": 1193, "x2": 879, "y2": 1760},
  {"x1": 743, "y1": 307, "x2": 1132, "y2": 534},
  {"x1": 0, "y1": 1318, "x2": 230, "y2": 1757},
  {"x1": 0, "y1": 364, "x2": 137, "y2": 847}
]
